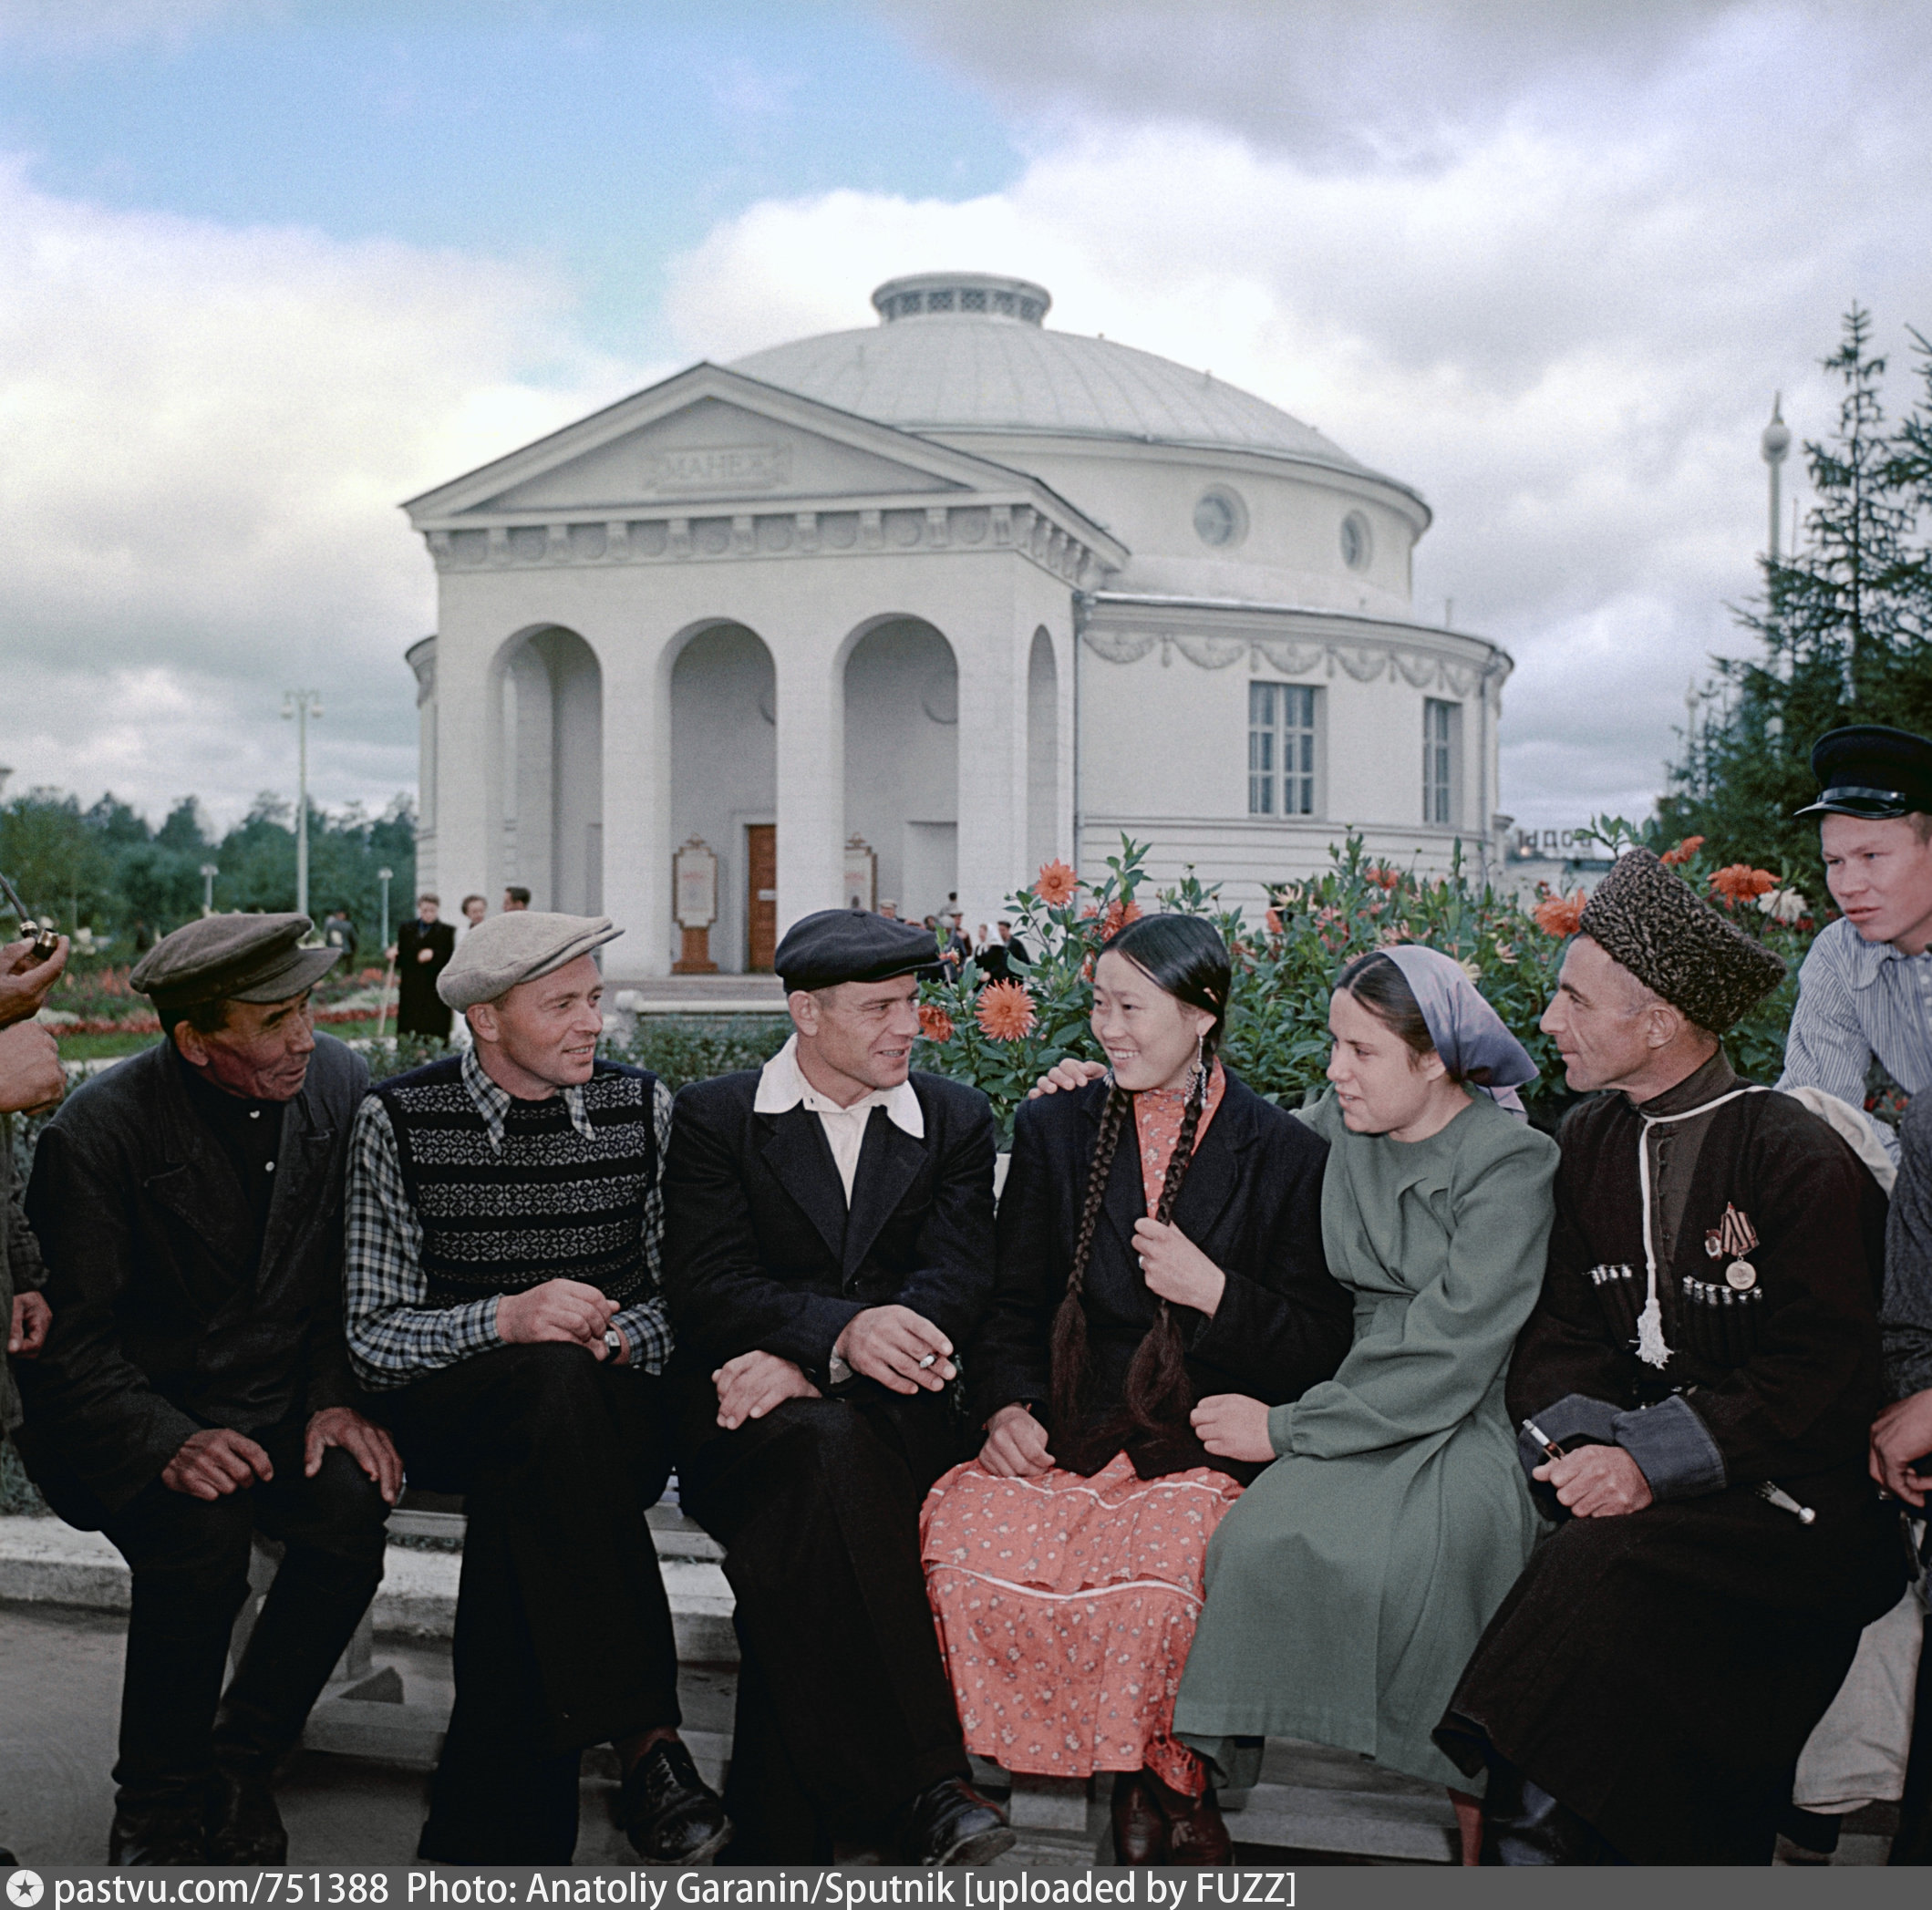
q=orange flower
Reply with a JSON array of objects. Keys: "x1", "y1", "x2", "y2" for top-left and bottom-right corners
[
  {"x1": 1264, "y1": 907, "x2": 1283, "y2": 936},
  {"x1": 1659, "y1": 835, "x2": 1705, "y2": 867},
  {"x1": 1033, "y1": 860, "x2": 1078, "y2": 906},
  {"x1": 1367, "y1": 863, "x2": 1402, "y2": 891},
  {"x1": 1100, "y1": 899, "x2": 1142, "y2": 943},
  {"x1": 916, "y1": 1003, "x2": 954, "y2": 1045},
  {"x1": 1533, "y1": 889, "x2": 1587, "y2": 937},
  {"x1": 976, "y1": 980, "x2": 1037, "y2": 1041},
  {"x1": 1709, "y1": 864, "x2": 1778, "y2": 903}
]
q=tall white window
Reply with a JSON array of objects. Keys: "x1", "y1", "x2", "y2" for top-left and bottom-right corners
[
  {"x1": 1423, "y1": 698, "x2": 1462, "y2": 825},
  {"x1": 1249, "y1": 682, "x2": 1318, "y2": 816}
]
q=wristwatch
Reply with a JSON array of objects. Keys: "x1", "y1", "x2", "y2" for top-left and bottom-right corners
[{"x1": 604, "y1": 1327, "x2": 625, "y2": 1364}]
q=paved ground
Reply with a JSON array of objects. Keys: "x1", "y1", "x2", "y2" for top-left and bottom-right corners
[{"x1": 0, "y1": 1601, "x2": 1899, "y2": 1867}]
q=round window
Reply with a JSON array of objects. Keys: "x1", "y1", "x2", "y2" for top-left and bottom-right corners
[
  {"x1": 1193, "y1": 488, "x2": 1246, "y2": 549},
  {"x1": 1340, "y1": 511, "x2": 1373, "y2": 572}
]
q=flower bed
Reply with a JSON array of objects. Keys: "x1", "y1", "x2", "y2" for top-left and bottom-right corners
[{"x1": 914, "y1": 829, "x2": 1827, "y2": 1143}]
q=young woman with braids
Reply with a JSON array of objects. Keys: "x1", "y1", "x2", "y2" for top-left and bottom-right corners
[
  {"x1": 1163, "y1": 946, "x2": 1560, "y2": 1866},
  {"x1": 920, "y1": 915, "x2": 1349, "y2": 1865}
]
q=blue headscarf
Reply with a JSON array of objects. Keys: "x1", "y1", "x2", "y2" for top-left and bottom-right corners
[{"x1": 1383, "y1": 945, "x2": 1536, "y2": 1122}]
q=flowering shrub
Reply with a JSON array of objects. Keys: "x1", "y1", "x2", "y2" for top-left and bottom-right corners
[{"x1": 914, "y1": 825, "x2": 1833, "y2": 1143}]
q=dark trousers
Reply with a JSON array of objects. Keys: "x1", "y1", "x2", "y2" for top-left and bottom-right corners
[
  {"x1": 677, "y1": 1383, "x2": 969, "y2": 1861},
  {"x1": 98, "y1": 1420, "x2": 389, "y2": 1818},
  {"x1": 377, "y1": 1344, "x2": 681, "y2": 1864}
]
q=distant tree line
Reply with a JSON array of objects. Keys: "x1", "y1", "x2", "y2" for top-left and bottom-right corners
[
  {"x1": 1660, "y1": 305, "x2": 1932, "y2": 874},
  {"x1": 0, "y1": 786, "x2": 416, "y2": 960}
]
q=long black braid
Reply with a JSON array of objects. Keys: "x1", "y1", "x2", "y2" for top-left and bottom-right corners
[{"x1": 1048, "y1": 914, "x2": 1228, "y2": 1471}]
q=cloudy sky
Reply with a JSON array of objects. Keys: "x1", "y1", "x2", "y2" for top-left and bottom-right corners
[{"x1": 0, "y1": 0, "x2": 1927, "y2": 836}]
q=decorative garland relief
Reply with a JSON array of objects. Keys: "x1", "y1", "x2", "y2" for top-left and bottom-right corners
[{"x1": 1082, "y1": 629, "x2": 1498, "y2": 697}]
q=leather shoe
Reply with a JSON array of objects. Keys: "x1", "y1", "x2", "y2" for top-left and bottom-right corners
[
  {"x1": 894, "y1": 1777, "x2": 1015, "y2": 1867},
  {"x1": 1162, "y1": 1791, "x2": 1231, "y2": 1866},
  {"x1": 109, "y1": 1805, "x2": 207, "y2": 1866},
  {"x1": 618, "y1": 1739, "x2": 730, "y2": 1865},
  {"x1": 208, "y1": 1766, "x2": 289, "y2": 1866},
  {"x1": 1111, "y1": 1772, "x2": 1165, "y2": 1864}
]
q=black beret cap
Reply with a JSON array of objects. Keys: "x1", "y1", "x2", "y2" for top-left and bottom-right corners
[
  {"x1": 129, "y1": 912, "x2": 339, "y2": 1011},
  {"x1": 775, "y1": 910, "x2": 939, "y2": 993},
  {"x1": 1795, "y1": 725, "x2": 1932, "y2": 820}
]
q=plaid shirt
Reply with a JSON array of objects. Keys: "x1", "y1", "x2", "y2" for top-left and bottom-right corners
[{"x1": 344, "y1": 1047, "x2": 676, "y2": 1389}]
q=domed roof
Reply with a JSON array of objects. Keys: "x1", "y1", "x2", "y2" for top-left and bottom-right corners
[{"x1": 730, "y1": 272, "x2": 1381, "y2": 482}]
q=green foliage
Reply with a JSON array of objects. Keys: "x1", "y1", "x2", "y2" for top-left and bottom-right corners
[
  {"x1": 914, "y1": 831, "x2": 1828, "y2": 1143},
  {"x1": 0, "y1": 785, "x2": 416, "y2": 963},
  {"x1": 358, "y1": 1017, "x2": 793, "y2": 1093},
  {"x1": 1663, "y1": 306, "x2": 1932, "y2": 874}
]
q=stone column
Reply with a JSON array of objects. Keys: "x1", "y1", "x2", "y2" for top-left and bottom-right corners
[
  {"x1": 599, "y1": 623, "x2": 671, "y2": 978},
  {"x1": 954, "y1": 620, "x2": 1027, "y2": 934},
  {"x1": 428, "y1": 629, "x2": 492, "y2": 924},
  {"x1": 774, "y1": 626, "x2": 845, "y2": 938}
]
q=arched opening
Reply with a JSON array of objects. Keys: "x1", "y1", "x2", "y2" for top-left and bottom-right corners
[
  {"x1": 669, "y1": 623, "x2": 778, "y2": 972},
  {"x1": 843, "y1": 618, "x2": 958, "y2": 927},
  {"x1": 1027, "y1": 625, "x2": 1059, "y2": 875},
  {"x1": 494, "y1": 626, "x2": 603, "y2": 914}
]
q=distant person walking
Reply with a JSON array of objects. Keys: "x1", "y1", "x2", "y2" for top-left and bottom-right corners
[
  {"x1": 503, "y1": 887, "x2": 532, "y2": 914},
  {"x1": 395, "y1": 897, "x2": 456, "y2": 1043},
  {"x1": 459, "y1": 895, "x2": 488, "y2": 940},
  {"x1": 321, "y1": 910, "x2": 357, "y2": 966}
]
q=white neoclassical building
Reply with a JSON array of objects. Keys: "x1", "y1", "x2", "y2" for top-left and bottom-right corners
[{"x1": 403, "y1": 273, "x2": 1511, "y2": 979}]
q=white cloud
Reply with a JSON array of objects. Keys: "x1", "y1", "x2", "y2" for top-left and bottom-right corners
[
  {"x1": 665, "y1": 1, "x2": 1932, "y2": 830},
  {"x1": 0, "y1": 159, "x2": 648, "y2": 828},
  {"x1": 0, "y1": 0, "x2": 274, "y2": 55}
]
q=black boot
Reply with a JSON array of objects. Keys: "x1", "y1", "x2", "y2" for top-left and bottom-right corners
[
  {"x1": 893, "y1": 1777, "x2": 1015, "y2": 1868},
  {"x1": 1890, "y1": 1599, "x2": 1932, "y2": 1866},
  {"x1": 208, "y1": 1759, "x2": 289, "y2": 1866},
  {"x1": 109, "y1": 1801, "x2": 208, "y2": 1866},
  {"x1": 1480, "y1": 1761, "x2": 1626, "y2": 1866}
]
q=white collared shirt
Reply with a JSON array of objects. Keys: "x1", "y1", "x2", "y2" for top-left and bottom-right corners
[{"x1": 753, "y1": 1034, "x2": 924, "y2": 1204}]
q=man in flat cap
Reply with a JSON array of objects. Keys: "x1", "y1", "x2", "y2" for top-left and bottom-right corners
[
  {"x1": 344, "y1": 911, "x2": 726, "y2": 1865},
  {"x1": 662, "y1": 909, "x2": 1011, "y2": 1865},
  {"x1": 1779, "y1": 724, "x2": 1932, "y2": 1156},
  {"x1": 1436, "y1": 851, "x2": 1904, "y2": 1864},
  {"x1": 16, "y1": 914, "x2": 398, "y2": 1866}
]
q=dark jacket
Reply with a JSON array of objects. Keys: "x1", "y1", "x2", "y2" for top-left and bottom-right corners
[
  {"x1": 2, "y1": 1113, "x2": 46, "y2": 1435},
  {"x1": 16, "y1": 1034, "x2": 368, "y2": 1523},
  {"x1": 970, "y1": 1070, "x2": 1349, "y2": 1476},
  {"x1": 1511, "y1": 1081, "x2": 1889, "y2": 1500},
  {"x1": 1882, "y1": 1090, "x2": 1932, "y2": 1402},
  {"x1": 663, "y1": 1067, "x2": 997, "y2": 1377}
]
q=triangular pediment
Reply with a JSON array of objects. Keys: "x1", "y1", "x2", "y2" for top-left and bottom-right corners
[{"x1": 406, "y1": 363, "x2": 1053, "y2": 524}]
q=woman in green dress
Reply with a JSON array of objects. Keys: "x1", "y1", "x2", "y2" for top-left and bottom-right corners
[{"x1": 1171, "y1": 945, "x2": 1559, "y2": 1864}]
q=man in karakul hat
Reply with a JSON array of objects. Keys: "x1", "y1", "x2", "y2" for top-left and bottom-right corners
[
  {"x1": 1778, "y1": 724, "x2": 1932, "y2": 1155},
  {"x1": 662, "y1": 909, "x2": 1014, "y2": 1865},
  {"x1": 15, "y1": 914, "x2": 399, "y2": 1867},
  {"x1": 343, "y1": 911, "x2": 727, "y2": 1865},
  {"x1": 1434, "y1": 850, "x2": 1906, "y2": 1864}
]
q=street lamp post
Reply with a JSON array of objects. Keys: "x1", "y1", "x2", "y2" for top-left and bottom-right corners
[
  {"x1": 199, "y1": 863, "x2": 219, "y2": 916},
  {"x1": 282, "y1": 690, "x2": 323, "y2": 921},
  {"x1": 377, "y1": 867, "x2": 393, "y2": 952}
]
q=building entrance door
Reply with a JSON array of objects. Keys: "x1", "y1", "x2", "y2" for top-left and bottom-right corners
[{"x1": 747, "y1": 824, "x2": 777, "y2": 971}]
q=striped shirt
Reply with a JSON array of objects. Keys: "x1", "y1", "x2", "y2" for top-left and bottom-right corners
[
  {"x1": 1776, "y1": 916, "x2": 1932, "y2": 1160},
  {"x1": 345, "y1": 1046, "x2": 675, "y2": 1388}
]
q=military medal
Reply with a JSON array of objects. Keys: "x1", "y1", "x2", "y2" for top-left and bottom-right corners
[{"x1": 1705, "y1": 1203, "x2": 1760, "y2": 1293}]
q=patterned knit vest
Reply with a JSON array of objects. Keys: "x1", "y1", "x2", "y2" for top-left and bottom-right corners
[{"x1": 376, "y1": 1056, "x2": 658, "y2": 1310}]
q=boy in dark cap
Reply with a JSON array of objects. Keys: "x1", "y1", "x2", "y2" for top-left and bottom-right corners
[
  {"x1": 1779, "y1": 724, "x2": 1932, "y2": 1156},
  {"x1": 1435, "y1": 852, "x2": 1904, "y2": 1864},
  {"x1": 662, "y1": 909, "x2": 1012, "y2": 1865},
  {"x1": 16, "y1": 914, "x2": 398, "y2": 1866}
]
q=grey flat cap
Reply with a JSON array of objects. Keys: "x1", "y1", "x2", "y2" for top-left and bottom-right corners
[
  {"x1": 439, "y1": 910, "x2": 623, "y2": 1009},
  {"x1": 130, "y1": 913, "x2": 339, "y2": 1010}
]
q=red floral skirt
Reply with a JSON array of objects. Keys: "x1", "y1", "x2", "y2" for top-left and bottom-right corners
[{"x1": 920, "y1": 1451, "x2": 1243, "y2": 1795}]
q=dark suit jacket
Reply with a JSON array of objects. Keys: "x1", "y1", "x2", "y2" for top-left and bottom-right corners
[
  {"x1": 663, "y1": 1067, "x2": 998, "y2": 1378},
  {"x1": 396, "y1": 918, "x2": 455, "y2": 1006},
  {"x1": 970, "y1": 1069, "x2": 1349, "y2": 1474},
  {"x1": 16, "y1": 1034, "x2": 368, "y2": 1523}
]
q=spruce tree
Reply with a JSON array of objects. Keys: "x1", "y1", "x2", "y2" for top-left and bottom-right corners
[{"x1": 1659, "y1": 306, "x2": 1932, "y2": 875}]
